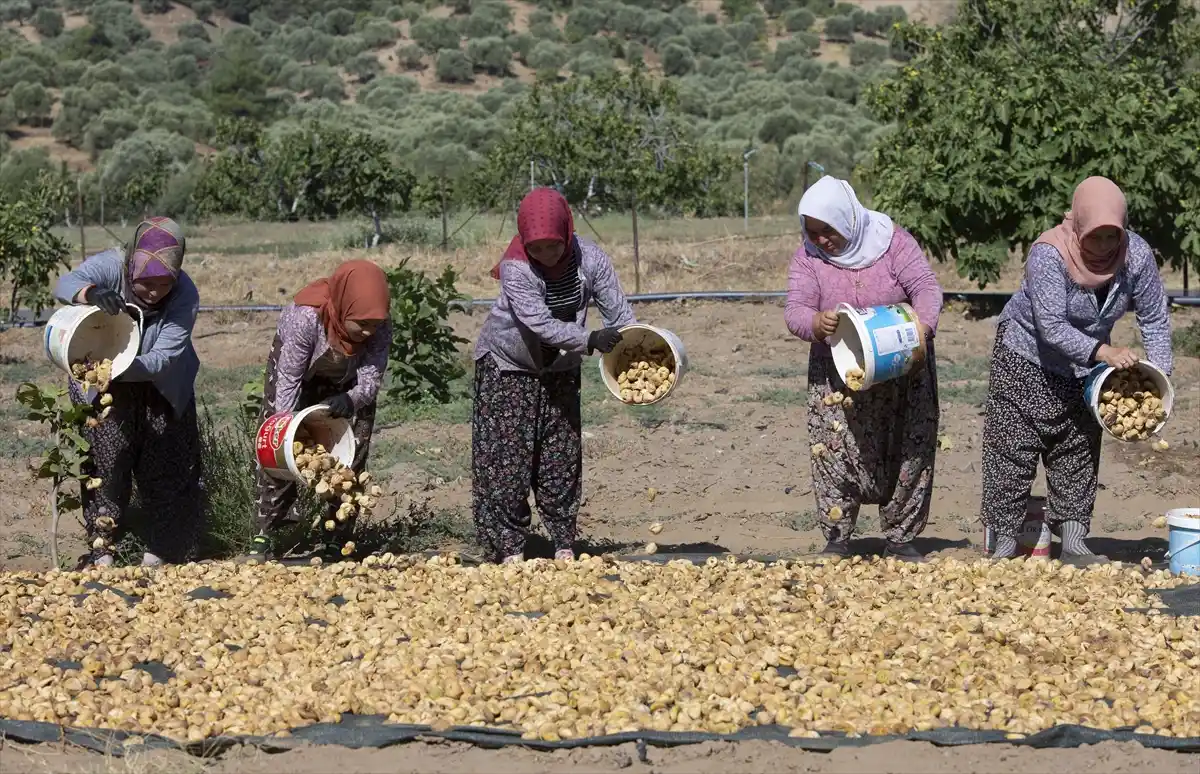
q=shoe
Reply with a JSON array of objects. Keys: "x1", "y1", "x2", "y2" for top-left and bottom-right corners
[
  {"x1": 1061, "y1": 552, "x2": 1110, "y2": 567},
  {"x1": 885, "y1": 541, "x2": 927, "y2": 563},
  {"x1": 241, "y1": 534, "x2": 274, "y2": 564},
  {"x1": 501, "y1": 554, "x2": 523, "y2": 564},
  {"x1": 554, "y1": 549, "x2": 575, "y2": 561},
  {"x1": 820, "y1": 539, "x2": 849, "y2": 557},
  {"x1": 141, "y1": 552, "x2": 163, "y2": 567}
]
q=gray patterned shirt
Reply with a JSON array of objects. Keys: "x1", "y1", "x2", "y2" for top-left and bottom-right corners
[
  {"x1": 999, "y1": 233, "x2": 1173, "y2": 378},
  {"x1": 474, "y1": 237, "x2": 637, "y2": 374}
]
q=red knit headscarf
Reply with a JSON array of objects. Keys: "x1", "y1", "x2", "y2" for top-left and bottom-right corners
[{"x1": 490, "y1": 188, "x2": 576, "y2": 281}]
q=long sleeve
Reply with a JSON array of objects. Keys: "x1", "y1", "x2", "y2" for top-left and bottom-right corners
[
  {"x1": 1128, "y1": 243, "x2": 1174, "y2": 376},
  {"x1": 54, "y1": 249, "x2": 122, "y2": 305},
  {"x1": 348, "y1": 319, "x2": 392, "y2": 409},
  {"x1": 1025, "y1": 246, "x2": 1102, "y2": 366},
  {"x1": 500, "y1": 260, "x2": 590, "y2": 353},
  {"x1": 890, "y1": 229, "x2": 943, "y2": 335},
  {"x1": 784, "y1": 250, "x2": 820, "y2": 341},
  {"x1": 271, "y1": 305, "x2": 319, "y2": 414},
  {"x1": 117, "y1": 279, "x2": 198, "y2": 382},
  {"x1": 587, "y1": 245, "x2": 636, "y2": 329}
]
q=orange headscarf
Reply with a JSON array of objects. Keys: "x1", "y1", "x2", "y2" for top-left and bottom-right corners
[
  {"x1": 294, "y1": 260, "x2": 390, "y2": 355},
  {"x1": 1032, "y1": 176, "x2": 1129, "y2": 290}
]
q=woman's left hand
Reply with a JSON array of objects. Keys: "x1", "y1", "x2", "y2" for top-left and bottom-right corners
[{"x1": 910, "y1": 324, "x2": 932, "y2": 366}]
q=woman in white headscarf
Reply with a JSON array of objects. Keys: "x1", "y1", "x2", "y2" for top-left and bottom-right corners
[{"x1": 783, "y1": 176, "x2": 944, "y2": 561}]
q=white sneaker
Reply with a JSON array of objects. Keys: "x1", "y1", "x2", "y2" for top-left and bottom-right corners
[
  {"x1": 94, "y1": 554, "x2": 114, "y2": 567},
  {"x1": 141, "y1": 552, "x2": 163, "y2": 567}
]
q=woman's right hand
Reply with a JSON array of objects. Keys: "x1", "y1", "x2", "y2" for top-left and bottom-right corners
[
  {"x1": 811, "y1": 311, "x2": 840, "y2": 341},
  {"x1": 84, "y1": 286, "x2": 125, "y2": 316},
  {"x1": 1096, "y1": 344, "x2": 1139, "y2": 370}
]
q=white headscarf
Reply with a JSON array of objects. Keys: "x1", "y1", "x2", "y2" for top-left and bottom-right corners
[{"x1": 797, "y1": 176, "x2": 895, "y2": 270}]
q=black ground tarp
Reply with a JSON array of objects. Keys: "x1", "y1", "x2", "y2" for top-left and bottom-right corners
[
  {"x1": 1, "y1": 715, "x2": 1198, "y2": 758},
  {"x1": 4, "y1": 555, "x2": 1197, "y2": 757}
]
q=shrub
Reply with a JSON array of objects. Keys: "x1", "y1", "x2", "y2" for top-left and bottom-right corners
[
  {"x1": 466, "y1": 36, "x2": 512, "y2": 75},
  {"x1": 32, "y1": 7, "x2": 62, "y2": 37},
  {"x1": 360, "y1": 19, "x2": 398, "y2": 48},
  {"x1": 848, "y1": 40, "x2": 887, "y2": 66},
  {"x1": 784, "y1": 8, "x2": 814, "y2": 31},
  {"x1": 346, "y1": 51, "x2": 383, "y2": 83},
  {"x1": 526, "y1": 40, "x2": 567, "y2": 74},
  {"x1": 385, "y1": 259, "x2": 468, "y2": 405},
  {"x1": 806, "y1": 0, "x2": 835, "y2": 17},
  {"x1": 192, "y1": 0, "x2": 213, "y2": 22},
  {"x1": 411, "y1": 15, "x2": 459, "y2": 52},
  {"x1": 563, "y1": 6, "x2": 605, "y2": 42},
  {"x1": 397, "y1": 43, "x2": 426, "y2": 70},
  {"x1": 177, "y1": 20, "x2": 209, "y2": 41},
  {"x1": 660, "y1": 43, "x2": 694, "y2": 76},
  {"x1": 823, "y1": 15, "x2": 854, "y2": 43},
  {"x1": 1173, "y1": 320, "x2": 1200, "y2": 358},
  {"x1": 771, "y1": 33, "x2": 819, "y2": 70},
  {"x1": 435, "y1": 48, "x2": 473, "y2": 83},
  {"x1": 138, "y1": 0, "x2": 170, "y2": 13}
]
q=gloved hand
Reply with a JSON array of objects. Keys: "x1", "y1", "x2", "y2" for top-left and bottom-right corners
[
  {"x1": 325, "y1": 393, "x2": 355, "y2": 419},
  {"x1": 84, "y1": 285, "x2": 125, "y2": 316},
  {"x1": 587, "y1": 327, "x2": 624, "y2": 355}
]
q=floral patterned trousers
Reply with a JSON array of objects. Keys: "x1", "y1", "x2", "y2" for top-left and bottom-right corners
[
  {"x1": 71, "y1": 379, "x2": 205, "y2": 564},
  {"x1": 471, "y1": 355, "x2": 582, "y2": 562},
  {"x1": 807, "y1": 347, "x2": 939, "y2": 544}
]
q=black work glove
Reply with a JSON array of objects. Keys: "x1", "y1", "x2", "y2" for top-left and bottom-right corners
[
  {"x1": 84, "y1": 285, "x2": 125, "y2": 316},
  {"x1": 325, "y1": 393, "x2": 355, "y2": 419},
  {"x1": 587, "y1": 327, "x2": 624, "y2": 355}
]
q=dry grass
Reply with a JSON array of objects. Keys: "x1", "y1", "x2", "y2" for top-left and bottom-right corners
[{"x1": 43, "y1": 214, "x2": 1192, "y2": 307}]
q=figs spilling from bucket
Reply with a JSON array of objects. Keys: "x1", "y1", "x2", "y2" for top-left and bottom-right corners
[
  {"x1": 71, "y1": 357, "x2": 115, "y2": 423},
  {"x1": 292, "y1": 430, "x2": 381, "y2": 544},
  {"x1": 1098, "y1": 370, "x2": 1166, "y2": 441},
  {"x1": 616, "y1": 345, "x2": 675, "y2": 405},
  {"x1": 844, "y1": 367, "x2": 865, "y2": 392}
]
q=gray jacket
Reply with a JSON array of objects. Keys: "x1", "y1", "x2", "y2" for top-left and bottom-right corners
[
  {"x1": 474, "y1": 237, "x2": 636, "y2": 374},
  {"x1": 999, "y1": 233, "x2": 1173, "y2": 378},
  {"x1": 54, "y1": 248, "x2": 201, "y2": 417}
]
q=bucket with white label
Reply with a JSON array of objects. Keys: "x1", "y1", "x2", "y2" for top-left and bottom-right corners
[{"x1": 829, "y1": 302, "x2": 926, "y2": 392}]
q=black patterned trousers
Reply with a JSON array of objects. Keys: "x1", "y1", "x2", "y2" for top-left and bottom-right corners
[
  {"x1": 70, "y1": 379, "x2": 205, "y2": 564},
  {"x1": 980, "y1": 324, "x2": 1103, "y2": 537},
  {"x1": 254, "y1": 331, "x2": 376, "y2": 540},
  {"x1": 471, "y1": 355, "x2": 582, "y2": 562}
]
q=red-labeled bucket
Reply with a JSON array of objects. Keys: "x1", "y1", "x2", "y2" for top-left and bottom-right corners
[{"x1": 255, "y1": 404, "x2": 356, "y2": 482}]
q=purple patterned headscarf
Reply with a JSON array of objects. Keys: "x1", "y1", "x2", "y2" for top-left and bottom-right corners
[{"x1": 128, "y1": 217, "x2": 185, "y2": 282}]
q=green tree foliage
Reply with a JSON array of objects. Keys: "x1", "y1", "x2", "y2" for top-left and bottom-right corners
[
  {"x1": 411, "y1": 15, "x2": 460, "y2": 52},
  {"x1": 660, "y1": 42, "x2": 695, "y2": 75},
  {"x1": 346, "y1": 51, "x2": 383, "y2": 83},
  {"x1": 867, "y1": 0, "x2": 1200, "y2": 286},
  {"x1": 0, "y1": 169, "x2": 70, "y2": 319},
  {"x1": 435, "y1": 48, "x2": 473, "y2": 83},
  {"x1": 31, "y1": 7, "x2": 63, "y2": 37},
  {"x1": 823, "y1": 15, "x2": 854, "y2": 43},
  {"x1": 10, "y1": 81, "x2": 52, "y2": 125},
  {"x1": 466, "y1": 36, "x2": 512, "y2": 75},
  {"x1": 384, "y1": 259, "x2": 467, "y2": 405},
  {"x1": 396, "y1": 43, "x2": 426, "y2": 70},
  {"x1": 784, "y1": 8, "x2": 815, "y2": 31},
  {"x1": 203, "y1": 32, "x2": 280, "y2": 121},
  {"x1": 848, "y1": 40, "x2": 887, "y2": 66}
]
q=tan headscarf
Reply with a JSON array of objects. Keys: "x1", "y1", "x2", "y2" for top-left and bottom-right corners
[{"x1": 1032, "y1": 176, "x2": 1129, "y2": 289}]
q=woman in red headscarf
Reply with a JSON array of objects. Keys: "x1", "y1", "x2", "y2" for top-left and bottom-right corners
[
  {"x1": 472, "y1": 187, "x2": 636, "y2": 564},
  {"x1": 248, "y1": 260, "x2": 393, "y2": 561}
]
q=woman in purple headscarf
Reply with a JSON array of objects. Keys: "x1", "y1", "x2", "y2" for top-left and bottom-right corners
[{"x1": 54, "y1": 217, "x2": 204, "y2": 569}]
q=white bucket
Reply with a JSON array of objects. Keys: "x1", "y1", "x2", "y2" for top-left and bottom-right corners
[
  {"x1": 255, "y1": 404, "x2": 357, "y2": 483},
  {"x1": 1165, "y1": 508, "x2": 1200, "y2": 578},
  {"x1": 599, "y1": 324, "x2": 689, "y2": 406},
  {"x1": 1082, "y1": 360, "x2": 1174, "y2": 441},
  {"x1": 44, "y1": 304, "x2": 143, "y2": 401},
  {"x1": 829, "y1": 302, "x2": 926, "y2": 392}
]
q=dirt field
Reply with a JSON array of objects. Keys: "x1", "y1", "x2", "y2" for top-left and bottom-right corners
[
  {"x1": 3, "y1": 300, "x2": 1197, "y2": 572},
  {"x1": 3, "y1": 737, "x2": 1198, "y2": 774},
  {"x1": 1, "y1": 222, "x2": 1197, "y2": 771}
]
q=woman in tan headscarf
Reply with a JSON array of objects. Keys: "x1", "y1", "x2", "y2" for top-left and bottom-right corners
[
  {"x1": 249, "y1": 260, "x2": 393, "y2": 562},
  {"x1": 980, "y1": 177, "x2": 1173, "y2": 565}
]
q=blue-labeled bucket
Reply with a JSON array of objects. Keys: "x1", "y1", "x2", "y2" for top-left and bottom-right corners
[
  {"x1": 1082, "y1": 360, "x2": 1174, "y2": 441},
  {"x1": 1166, "y1": 509, "x2": 1200, "y2": 577},
  {"x1": 829, "y1": 302, "x2": 926, "y2": 391}
]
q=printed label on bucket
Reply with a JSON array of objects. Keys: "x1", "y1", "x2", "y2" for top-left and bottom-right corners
[
  {"x1": 255, "y1": 412, "x2": 292, "y2": 470},
  {"x1": 872, "y1": 323, "x2": 920, "y2": 357}
]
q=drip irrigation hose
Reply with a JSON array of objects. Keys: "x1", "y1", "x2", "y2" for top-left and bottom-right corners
[{"x1": 3, "y1": 290, "x2": 1199, "y2": 330}]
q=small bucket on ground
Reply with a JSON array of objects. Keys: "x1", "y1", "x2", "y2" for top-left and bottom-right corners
[
  {"x1": 1165, "y1": 508, "x2": 1200, "y2": 578},
  {"x1": 829, "y1": 302, "x2": 926, "y2": 392},
  {"x1": 256, "y1": 405, "x2": 356, "y2": 483},
  {"x1": 984, "y1": 496, "x2": 1050, "y2": 558},
  {"x1": 1082, "y1": 360, "x2": 1174, "y2": 441},
  {"x1": 599, "y1": 324, "x2": 689, "y2": 406},
  {"x1": 44, "y1": 304, "x2": 143, "y2": 400}
]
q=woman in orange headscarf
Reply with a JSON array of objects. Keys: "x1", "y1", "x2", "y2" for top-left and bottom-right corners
[
  {"x1": 249, "y1": 260, "x2": 392, "y2": 561},
  {"x1": 981, "y1": 177, "x2": 1173, "y2": 566}
]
